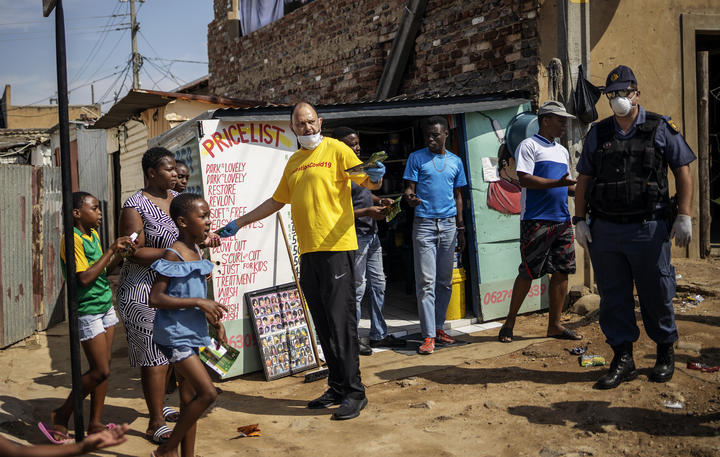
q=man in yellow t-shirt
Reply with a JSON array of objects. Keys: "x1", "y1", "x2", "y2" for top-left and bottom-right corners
[{"x1": 217, "y1": 102, "x2": 385, "y2": 420}]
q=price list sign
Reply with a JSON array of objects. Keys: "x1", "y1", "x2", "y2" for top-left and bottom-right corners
[{"x1": 198, "y1": 119, "x2": 298, "y2": 377}]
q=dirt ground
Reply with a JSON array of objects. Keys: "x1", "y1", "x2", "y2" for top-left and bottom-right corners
[{"x1": 1, "y1": 257, "x2": 719, "y2": 457}]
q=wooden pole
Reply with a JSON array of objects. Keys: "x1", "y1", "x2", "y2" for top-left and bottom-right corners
[
  {"x1": 276, "y1": 213, "x2": 323, "y2": 370},
  {"x1": 697, "y1": 51, "x2": 710, "y2": 258}
]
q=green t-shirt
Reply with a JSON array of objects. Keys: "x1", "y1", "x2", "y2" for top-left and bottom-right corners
[{"x1": 60, "y1": 227, "x2": 113, "y2": 315}]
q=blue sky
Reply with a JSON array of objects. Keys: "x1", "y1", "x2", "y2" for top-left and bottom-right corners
[{"x1": 0, "y1": 0, "x2": 213, "y2": 111}]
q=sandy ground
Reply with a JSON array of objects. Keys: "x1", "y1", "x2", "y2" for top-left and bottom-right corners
[{"x1": 1, "y1": 257, "x2": 719, "y2": 457}]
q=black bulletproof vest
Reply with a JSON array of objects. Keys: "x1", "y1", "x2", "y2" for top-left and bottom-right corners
[{"x1": 587, "y1": 112, "x2": 669, "y2": 219}]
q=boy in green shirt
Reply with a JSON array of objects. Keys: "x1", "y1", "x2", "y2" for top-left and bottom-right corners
[{"x1": 39, "y1": 192, "x2": 135, "y2": 443}]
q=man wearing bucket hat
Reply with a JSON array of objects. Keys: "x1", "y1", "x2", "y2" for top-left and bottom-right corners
[
  {"x1": 574, "y1": 65, "x2": 696, "y2": 389},
  {"x1": 498, "y1": 101, "x2": 581, "y2": 344}
]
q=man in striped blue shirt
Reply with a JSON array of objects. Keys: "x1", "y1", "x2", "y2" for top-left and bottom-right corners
[{"x1": 498, "y1": 101, "x2": 582, "y2": 343}]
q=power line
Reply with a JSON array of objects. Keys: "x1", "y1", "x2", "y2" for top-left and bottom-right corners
[
  {"x1": 0, "y1": 13, "x2": 130, "y2": 27},
  {"x1": 70, "y1": 0, "x2": 126, "y2": 85},
  {"x1": 145, "y1": 57, "x2": 208, "y2": 65}
]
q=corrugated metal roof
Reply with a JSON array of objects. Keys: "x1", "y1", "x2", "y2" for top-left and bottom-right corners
[
  {"x1": 213, "y1": 91, "x2": 532, "y2": 121},
  {"x1": 0, "y1": 128, "x2": 50, "y2": 152},
  {"x1": 91, "y1": 89, "x2": 265, "y2": 130}
]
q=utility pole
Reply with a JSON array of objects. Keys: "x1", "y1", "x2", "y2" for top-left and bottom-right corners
[
  {"x1": 557, "y1": 0, "x2": 591, "y2": 286},
  {"x1": 130, "y1": 0, "x2": 140, "y2": 89}
]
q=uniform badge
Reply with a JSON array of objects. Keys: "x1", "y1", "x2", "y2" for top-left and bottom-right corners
[
  {"x1": 667, "y1": 119, "x2": 680, "y2": 133},
  {"x1": 610, "y1": 73, "x2": 619, "y2": 82}
]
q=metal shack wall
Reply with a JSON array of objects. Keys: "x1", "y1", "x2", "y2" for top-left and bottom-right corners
[
  {"x1": 464, "y1": 108, "x2": 550, "y2": 321},
  {"x1": 118, "y1": 120, "x2": 148, "y2": 204},
  {"x1": 39, "y1": 167, "x2": 65, "y2": 330},
  {"x1": 0, "y1": 164, "x2": 34, "y2": 347},
  {"x1": 77, "y1": 127, "x2": 112, "y2": 243}
]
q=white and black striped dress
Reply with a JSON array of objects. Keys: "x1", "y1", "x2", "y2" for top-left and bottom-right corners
[{"x1": 117, "y1": 190, "x2": 179, "y2": 367}]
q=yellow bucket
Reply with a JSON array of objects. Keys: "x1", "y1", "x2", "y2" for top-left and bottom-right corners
[{"x1": 446, "y1": 267, "x2": 466, "y2": 320}]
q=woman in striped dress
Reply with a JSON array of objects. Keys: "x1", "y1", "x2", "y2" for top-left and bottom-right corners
[{"x1": 117, "y1": 147, "x2": 180, "y2": 444}]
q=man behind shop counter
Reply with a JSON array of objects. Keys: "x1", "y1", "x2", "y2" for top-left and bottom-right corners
[
  {"x1": 216, "y1": 102, "x2": 385, "y2": 420},
  {"x1": 403, "y1": 115, "x2": 467, "y2": 355},
  {"x1": 333, "y1": 126, "x2": 405, "y2": 357},
  {"x1": 574, "y1": 65, "x2": 695, "y2": 390},
  {"x1": 497, "y1": 100, "x2": 582, "y2": 344}
]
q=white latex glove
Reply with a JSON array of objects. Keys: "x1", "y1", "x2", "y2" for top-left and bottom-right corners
[
  {"x1": 670, "y1": 214, "x2": 692, "y2": 248},
  {"x1": 574, "y1": 220, "x2": 592, "y2": 250}
]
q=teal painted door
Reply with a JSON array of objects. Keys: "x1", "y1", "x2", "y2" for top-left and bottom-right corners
[{"x1": 464, "y1": 108, "x2": 549, "y2": 321}]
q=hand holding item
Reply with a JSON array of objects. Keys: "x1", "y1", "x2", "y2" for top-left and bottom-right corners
[
  {"x1": 216, "y1": 219, "x2": 239, "y2": 238},
  {"x1": 670, "y1": 214, "x2": 692, "y2": 248},
  {"x1": 404, "y1": 191, "x2": 422, "y2": 207},
  {"x1": 201, "y1": 233, "x2": 222, "y2": 248},
  {"x1": 215, "y1": 322, "x2": 228, "y2": 348},
  {"x1": 366, "y1": 162, "x2": 385, "y2": 183},
  {"x1": 574, "y1": 220, "x2": 592, "y2": 250},
  {"x1": 113, "y1": 236, "x2": 136, "y2": 258},
  {"x1": 379, "y1": 197, "x2": 394, "y2": 207},
  {"x1": 367, "y1": 205, "x2": 387, "y2": 220}
]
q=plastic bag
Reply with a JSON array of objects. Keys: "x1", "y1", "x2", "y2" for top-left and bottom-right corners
[{"x1": 572, "y1": 64, "x2": 602, "y2": 124}]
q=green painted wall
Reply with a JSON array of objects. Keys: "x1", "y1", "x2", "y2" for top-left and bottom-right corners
[{"x1": 464, "y1": 106, "x2": 549, "y2": 321}]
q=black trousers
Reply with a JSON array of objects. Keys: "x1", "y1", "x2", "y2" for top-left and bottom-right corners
[{"x1": 300, "y1": 250, "x2": 365, "y2": 400}]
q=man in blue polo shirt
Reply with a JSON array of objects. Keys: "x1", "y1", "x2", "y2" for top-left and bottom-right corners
[
  {"x1": 403, "y1": 116, "x2": 467, "y2": 355},
  {"x1": 498, "y1": 101, "x2": 582, "y2": 344}
]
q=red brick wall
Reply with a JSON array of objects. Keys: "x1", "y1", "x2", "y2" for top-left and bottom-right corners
[{"x1": 208, "y1": 0, "x2": 539, "y2": 104}]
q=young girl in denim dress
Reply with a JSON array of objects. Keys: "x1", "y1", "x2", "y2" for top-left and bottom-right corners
[{"x1": 149, "y1": 193, "x2": 227, "y2": 457}]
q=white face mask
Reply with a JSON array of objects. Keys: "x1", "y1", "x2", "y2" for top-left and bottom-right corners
[
  {"x1": 297, "y1": 132, "x2": 323, "y2": 150},
  {"x1": 609, "y1": 94, "x2": 635, "y2": 117}
]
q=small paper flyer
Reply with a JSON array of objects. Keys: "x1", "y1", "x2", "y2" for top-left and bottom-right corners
[
  {"x1": 199, "y1": 338, "x2": 240, "y2": 376},
  {"x1": 482, "y1": 157, "x2": 500, "y2": 182},
  {"x1": 345, "y1": 151, "x2": 388, "y2": 175}
]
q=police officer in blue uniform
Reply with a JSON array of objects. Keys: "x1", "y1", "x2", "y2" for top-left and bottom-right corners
[{"x1": 573, "y1": 65, "x2": 695, "y2": 390}]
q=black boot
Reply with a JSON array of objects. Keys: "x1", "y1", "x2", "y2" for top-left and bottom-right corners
[
  {"x1": 595, "y1": 342, "x2": 638, "y2": 389},
  {"x1": 649, "y1": 343, "x2": 674, "y2": 382}
]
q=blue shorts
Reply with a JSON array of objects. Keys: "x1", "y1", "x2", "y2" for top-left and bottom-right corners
[
  {"x1": 156, "y1": 344, "x2": 199, "y2": 363},
  {"x1": 77, "y1": 306, "x2": 119, "y2": 342}
]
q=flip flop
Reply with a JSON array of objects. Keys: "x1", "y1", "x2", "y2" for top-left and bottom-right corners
[
  {"x1": 37, "y1": 422, "x2": 73, "y2": 444},
  {"x1": 162, "y1": 406, "x2": 179, "y2": 422},
  {"x1": 548, "y1": 328, "x2": 583, "y2": 340},
  {"x1": 498, "y1": 326, "x2": 513, "y2": 343},
  {"x1": 146, "y1": 424, "x2": 172, "y2": 444}
]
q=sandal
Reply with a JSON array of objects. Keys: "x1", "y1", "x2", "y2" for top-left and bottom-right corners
[
  {"x1": 162, "y1": 406, "x2": 179, "y2": 422},
  {"x1": 498, "y1": 326, "x2": 513, "y2": 343},
  {"x1": 38, "y1": 422, "x2": 73, "y2": 444},
  {"x1": 547, "y1": 328, "x2": 582, "y2": 340},
  {"x1": 146, "y1": 424, "x2": 172, "y2": 444}
]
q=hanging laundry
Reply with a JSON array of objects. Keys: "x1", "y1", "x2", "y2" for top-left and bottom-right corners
[{"x1": 239, "y1": 0, "x2": 285, "y2": 35}]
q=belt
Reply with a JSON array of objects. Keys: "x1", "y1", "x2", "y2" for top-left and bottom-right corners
[{"x1": 594, "y1": 209, "x2": 669, "y2": 224}]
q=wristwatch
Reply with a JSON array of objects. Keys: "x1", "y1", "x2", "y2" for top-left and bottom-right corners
[{"x1": 571, "y1": 216, "x2": 586, "y2": 225}]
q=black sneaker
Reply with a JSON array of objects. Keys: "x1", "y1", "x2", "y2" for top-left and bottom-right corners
[
  {"x1": 359, "y1": 340, "x2": 373, "y2": 356},
  {"x1": 307, "y1": 389, "x2": 343, "y2": 409},
  {"x1": 369, "y1": 334, "x2": 406, "y2": 348},
  {"x1": 331, "y1": 397, "x2": 368, "y2": 420}
]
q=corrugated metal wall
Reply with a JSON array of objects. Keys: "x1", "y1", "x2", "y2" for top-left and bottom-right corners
[
  {"x1": 119, "y1": 120, "x2": 148, "y2": 204},
  {"x1": 0, "y1": 165, "x2": 34, "y2": 347},
  {"x1": 77, "y1": 127, "x2": 112, "y2": 245},
  {"x1": 39, "y1": 167, "x2": 65, "y2": 330}
]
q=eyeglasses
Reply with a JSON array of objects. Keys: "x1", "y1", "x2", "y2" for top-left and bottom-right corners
[{"x1": 606, "y1": 89, "x2": 636, "y2": 99}]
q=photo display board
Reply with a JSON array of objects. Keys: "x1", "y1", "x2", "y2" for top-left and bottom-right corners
[
  {"x1": 246, "y1": 283, "x2": 318, "y2": 380},
  {"x1": 198, "y1": 119, "x2": 300, "y2": 378}
]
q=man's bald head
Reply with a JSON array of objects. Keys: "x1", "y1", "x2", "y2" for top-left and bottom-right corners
[{"x1": 290, "y1": 101, "x2": 322, "y2": 137}]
